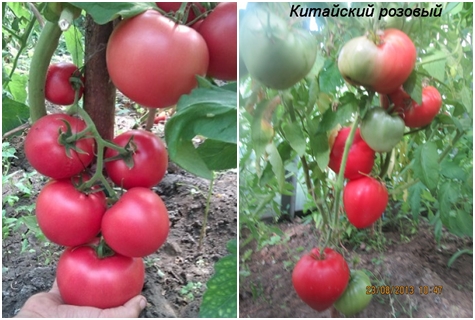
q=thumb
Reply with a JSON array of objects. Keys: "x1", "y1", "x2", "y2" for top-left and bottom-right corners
[{"x1": 101, "y1": 295, "x2": 147, "y2": 318}]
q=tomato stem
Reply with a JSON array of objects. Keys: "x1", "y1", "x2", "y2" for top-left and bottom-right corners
[
  {"x1": 58, "y1": 6, "x2": 76, "y2": 31},
  {"x1": 28, "y1": 21, "x2": 62, "y2": 122},
  {"x1": 379, "y1": 150, "x2": 392, "y2": 179}
]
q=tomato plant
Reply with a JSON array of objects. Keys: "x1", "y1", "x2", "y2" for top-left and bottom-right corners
[
  {"x1": 105, "y1": 130, "x2": 168, "y2": 189},
  {"x1": 329, "y1": 127, "x2": 375, "y2": 180},
  {"x1": 56, "y1": 244, "x2": 145, "y2": 308},
  {"x1": 343, "y1": 176, "x2": 388, "y2": 229},
  {"x1": 334, "y1": 270, "x2": 372, "y2": 316},
  {"x1": 360, "y1": 107, "x2": 405, "y2": 153},
  {"x1": 106, "y1": 9, "x2": 209, "y2": 108},
  {"x1": 35, "y1": 178, "x2": 106, "y2": 247},
  {"x1": 45, "y1": 62, "x2": 84, "y2": 105},
  {"x1": 338, "y1": 28, "x2": 416, "y2": 94},
  {"x1": 198, "y1": 2, "x2": 237, "y2": 80},
  {"x1": 239, "y1": 4, "x2": 318, "y2": 89},
  {"x1": 24, "y1": 114, "x2": 95, "y2": 180},
  {"x1": 102, "y1": 187, "x2": 170, "y2": 258},
  {"x1": 292, "y1": 248, "x2": 350, "y2": 312}
]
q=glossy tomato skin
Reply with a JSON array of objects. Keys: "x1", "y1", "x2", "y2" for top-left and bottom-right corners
[
  {"x1": 402, "y1": 86, "x2": 442, "y2": 128},
  {"x1": 102, "y1": 188, "x2": 170, "y2": 257},
  {"x1": 360, "y1": 107, "x2": 405, "y2": 153},
  {"x1": 343, "y1": 176, "x2": 388, "y2": 228},
  {"x1": 240, "y1": 7, "x2": 317, "y2": 89},
  {"x1": 334, "y1": 270, "x2": 372, "y2": 316},
  {"x1": 338, "y1": 29, "x2": 416, "y2": 94},
  {"x1": 155, "y1": 2, "x2": 205, "y2": 24},
  {"x1": 292, "y1": 248, "x2": 350, "y2": 312},
  {"x1": 45, "y1": 62, "x2": 84, "y2": 105},
  {"x1": 329, "y1": 127, "x2": 375, "y2": 180},
  {"x1": 57, "y1": 245, "x2": 145, "y2": 309},
  {"x1": 105, "y1": 130, "x2": 168, "y2": 189},
  {"x1": 24, "y1": 114, "x2": 95, "y2": 179},
  {"x1": 36, "y1": 179, "x2": 106, "y2": 247},
  {"x1": 198, "y1": 2, "x2": 237, "y2": 80},
  {"x1": 106, "y1": 10, "x2": 209, "y2": 108}
]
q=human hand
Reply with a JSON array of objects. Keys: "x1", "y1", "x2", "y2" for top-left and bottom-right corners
[{"x1": 15, "y1": 279, "x2": 147, "y2": 318}]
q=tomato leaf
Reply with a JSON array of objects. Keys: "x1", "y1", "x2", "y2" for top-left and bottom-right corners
[
  {"x1": 408, "y1": 182, "x2": 424, "y2": 221},
  {"x1": 2, "y1": 95, "x2": 29, "y2": 135},
  {"x1": 265, "y1": 143, "x2": 285, "y2": 192},
  {"x1": 309, "y1": 132, "x2": 330, "y2": 172},
  {"x1": 282, "y1": 122, "x2": 306, "y2": 156},
  {"x1": 199, "y1": 239, "x2": 237, "y2": 318},
  {"x1": 412, "y1": 142, "x2": 439, "y2": 191},
  {"x1": 64, "y1": 25, "x2": 84, "y2": 68},
  {"x1": 165, "y1": 85, "x2": 236, "y2": 179},
  {"x1": 71, "y1": 2, "x2": 156, "y2": 25}
]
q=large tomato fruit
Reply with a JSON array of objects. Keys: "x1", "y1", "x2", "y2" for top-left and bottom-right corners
[
  {"x1": 155, "y1": 2, "x2": 205, "y2": 24},
  {"x1": 240, "y1": 6, "x2": 317, "y2": 89},
  {"x1": 24, "y1": 114, "x2": 95, "y2": 179},
  {"x1": 328, "y1": 127, "x2": 375, "y2": 180},
  {"x1": 106, "y1": 10, "x2": 209, "y2": 108},
  {"x1": 105, "y1": 130, "x2": 168, "y2": 189},
  {"x1": 35, "y1": 178, "x2": 106, "y2": 247},
  {"x1": 343, "y1": 176, "x2": 388, "y2": 229},
  {"x1": 338, "y1": 29, "x2": 416, "y2": 94},
  {"x1": 360, "y1": 107, "x2": 405, "y2": 153},
  {"x1": 102, "y1": 188, "x2": 170, "y2": 257},
  {"x1": 198, "y1": 2, "x2": 237, "y2": 80},
  {"x1": 292, "y1": 247, "x2": 350, "y2": 312},
  {"x1": 334, "y1": 270, "x2": 373, "y2": 316},
  {"x1": 390, "y1": 86, "x2": 442, "y2": 128},
  {"x1": 57, "y1": 244, "x2": 144, "y2": 309},
  {"x1": 45, "y1": 62, "x2": 84, "y2": 105}
]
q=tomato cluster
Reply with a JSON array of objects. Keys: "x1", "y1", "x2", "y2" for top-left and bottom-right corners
[
  {"x1": 106, "y1": 2, "x2": 237, "y2": 109},
  {"x1": 24, "y1": 114, "x2": 169, "y2": 308}
]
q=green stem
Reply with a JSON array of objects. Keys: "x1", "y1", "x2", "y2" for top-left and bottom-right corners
[
  {"x1": 58, "y1": 6, "x2": 76, "y2": 31},
  {"x1": 199, "y1": 173, "x2": 215, "y2": 249},
  {"x1": 379, "y1": 150, "x2": 392, "y2": 179},
  {"x1": 28, "y1": 21, "x2": 62, "y2": 122}
]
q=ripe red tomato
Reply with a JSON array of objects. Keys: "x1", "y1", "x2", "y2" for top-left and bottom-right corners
[
  {"x1": 35, "y1": 179, "x2": 106, "y2": 247},
  {"x1": 24, "y1": 114, "x2": 95, "y2": 179},
  {"x1": 155, "y1": 2, "x2": 205, "y2": 24},
  {"x1": 106, "y1": 10, "x2": 209, "y2": 108},
  {"x1": 198, "y1": 2, "x2": 237, "y2": 80},
  {"x1": 343, "y1": 176, "x2": 388, "y2": 229},
  {"x1": 102, "y1": 188, "x2": 170, "y2": 257},
  {"x1": 292, "y1": 247, "x2": 350, "y2": 312},
  {"x1": 338, "y1": 29, "x2": 416, "y2": 94},
  {"x1": 328, "y1": 127, "x2": 375, "y2": 180},
  {"x1": 57, "y1": 244, "x2": 144, "y2": 308},
  {"x1": 105, "y1": 130, "x2": 168, "y2": 189},
  {"x1": 45, "y1": 62, "x2": 84, "y2": 105},
  {"x1": 401, "y1": 86, "x2": 442, "y2": 128}
]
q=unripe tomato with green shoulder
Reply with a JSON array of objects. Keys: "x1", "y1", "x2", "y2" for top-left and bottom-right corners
[
  {"x1": 338, "y1": 28, "x2": 416, "y2": 94},
  {"x1": 334, "y1": 270, "x2": 373, "y2": 316},
  {"x1": 360, "y1": 107, "x2": 405, "y2": 153}
]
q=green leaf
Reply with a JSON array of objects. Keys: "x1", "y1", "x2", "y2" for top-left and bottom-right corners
[
  {"x1": 404, "y1": 71, "x2": 423, "y2": 105},
  {"x1": 440, "y1": 158, "x2": 466, "y2": 181},
  {"x1": 2, "y1": 96, "x2": 29, "y2": 135},
  {"x1": 440, "y1": 209, "x2": 473, "y2": 238},
  {"x1": 447, "y1": 249, "x2": 472, "y2": 268},
  {"x1": 438, "y1": 181, "x2": 459, "y2": 214},
  {"x1": 199, "y1": 239, "x2": 237, "y2": 318},
  {"x1": 71, "y1": 2, "x2": 156, "y2": 25},
  {"x1": 309, "y1": 132, "x2": 330, "y2": 172},
  {"x1": 266, "y1": 143, "x2": 285, "y2": 192},
  {"x1": 6, "y1": 73, "x2": 28, "y2": 104},
  {"x1": 408, "y1": 181, "x2": 424, "y2": 221},
  {"x1": 282, "y1": 122, "x2": 306, "y2": 156},
  {"x1": 165, "y1": 86, "x2": 237, "y2": 179},
  {"x1": 64, "y1": 25, "x2": 84, "y2": 67},
  {"x1": 412, "y1": 142, "x2": 439, "y2": 191},
  {"x1": 318, "y1": 60, "x2": 342, "y2": 94}
]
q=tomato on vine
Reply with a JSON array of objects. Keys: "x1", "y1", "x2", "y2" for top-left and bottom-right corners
[
  {"x1": 338, "y1": 28, "x2": 416, "y2": 94},
  {"x1": 343, "y1": 176, "x2": 388, "y2": 229},
  {"x1": 292, "y1": 248, "x2": 350, "y2": 312},
  {"x1": 56, "y1": 243, "x2": 145, "y2": 309},
  {"x1": 360, "y1": 107, "x2": 405, "y2": 153},
  {"x1": 334, "y1": 270, "x2": 373, "y2": 316},
  {"x1": 24, "y1": 114, "x2": 95, "y2": 180},
  {"x1": 45, "y1": 62, "x2": 84, "y2": 105},
  {"x1": 106, "y1": 10, "x2": 209, "y2": 108},
  {"x1": 105, "y1": 130, "x2": 168, "y2": 189}
]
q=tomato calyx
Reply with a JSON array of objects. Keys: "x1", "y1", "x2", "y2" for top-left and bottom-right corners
[
  {"x1": 104, "y1": 135, "x2": 137, "y2": 169},
  {"x1": 95, "y1": 238, "x2": 116, "y2": 259},
  {"x1": 57, "y1": 119, "x2": 93, "y2": 158}
]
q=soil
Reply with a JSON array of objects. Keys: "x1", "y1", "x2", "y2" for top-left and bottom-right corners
[
  {"x1": 2, "y1": 112, "x2": 237, "y2": 318},
  {"x1": 239, "y1": 217, "x2": 473, "y2": 318}
]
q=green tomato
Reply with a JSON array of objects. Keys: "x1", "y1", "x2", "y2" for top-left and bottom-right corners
[
  {"x1": 334, "y1": 270, "x2": 372, "y2": 317},
  {"x1": 239, "y1": 6, "x2": 317, "y2": 90},
  {"x1": 360, "y1": 107, "x2": 405, "y2": 153}
]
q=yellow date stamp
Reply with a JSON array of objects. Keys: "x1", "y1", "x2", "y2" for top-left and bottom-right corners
[{"x1": 366, "y1": 285, "x2": 443, "y2": 295}]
